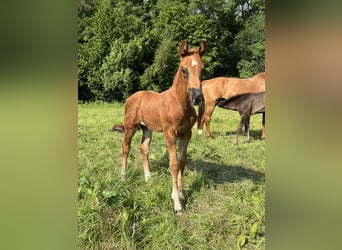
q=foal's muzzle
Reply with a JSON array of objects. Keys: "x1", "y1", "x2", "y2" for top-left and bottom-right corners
[{"x1": 189, "y1": 88, "x2": 203, "y2": 105}]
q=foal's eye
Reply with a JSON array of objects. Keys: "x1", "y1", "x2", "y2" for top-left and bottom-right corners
[{"x1": 182, "y1": 67, "x2": 189, "y2": 81}]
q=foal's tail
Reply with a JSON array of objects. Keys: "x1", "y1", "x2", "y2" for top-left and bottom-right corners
[{"x1": 111, "y1": 124, "x2": 124, "y2": 133}]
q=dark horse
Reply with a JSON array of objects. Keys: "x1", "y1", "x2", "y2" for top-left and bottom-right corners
[
  {"x1": 113, "y1": 40, "x2": 206, "y2": 213},
  {"x1": 197, "y1": 72, "x2": 265, "y2": 139},
  {"x1": 217, "y1": 92, "x2": 265, "y2": 145}
]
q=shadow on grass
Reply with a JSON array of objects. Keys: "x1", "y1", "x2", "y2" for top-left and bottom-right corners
[
  {"x1": 224, "y1": 129, "x2": 263, "y2": 141},
  {"x1": 202, "y1": 130, "x2": 263, "y2": 142},
  {"x1": 150, "y1": 152, "x2": 265, "y2": 185},
  {"x1": 149, "y1": 153, "x2": 264, "y2": 210},
  {"x1": 121, "y1": 142, "x2": 264, "y2": 210},
  {"x1": 188, "y1": 159, "x2": 264, "y2": 185}
]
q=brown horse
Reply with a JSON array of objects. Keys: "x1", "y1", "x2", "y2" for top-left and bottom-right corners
[
  {"x1": 113, "y1": 40, "x2": 206, "y2": 213},
  {"x1": 197, "y1": 72, "x2": 265, "y2": 139}
]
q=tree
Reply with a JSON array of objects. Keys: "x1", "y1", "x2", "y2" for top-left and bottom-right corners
[
  {"x1": 78, "y1": 0, "x2": 150, "y2": 101},
  {"x1": 231, "y1": 0, "x2": 265, "y2": 77},
  {"x1": 78, "y1": 0, "x2": 115, "y2": 100},
  {"x1": 77, "y1": 0, "x2": 265, "y2": 101}
]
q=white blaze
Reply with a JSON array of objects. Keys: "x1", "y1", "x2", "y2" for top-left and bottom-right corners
[{"x1": 191, "y1": 59, "x2": 198, "y2": 67}]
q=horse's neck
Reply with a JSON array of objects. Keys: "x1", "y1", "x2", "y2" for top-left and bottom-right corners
[{"x1": 170, "y1": 69, "x2": 190, "y2": 107}]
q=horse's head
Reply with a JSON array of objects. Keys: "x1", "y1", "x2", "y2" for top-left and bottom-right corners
[{"x1": 179, "y1": 40, "x2": 206, "y2": 105}]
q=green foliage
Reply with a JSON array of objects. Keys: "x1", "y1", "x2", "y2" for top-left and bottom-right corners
[
  {"x1": 101, "y1": 39, "x2": 143, "y2": 101},
  {"x1": 78, "y1": 103, "x2": 265, "y2": 249},
  {"x1": 232, "y1": 0, "x2": 265, "y2": 77},
  {"x1": 140, "y1": 33, "x2": 178, "y2": 92},
  {"x1": 78, "y1": 0, "x2": 265, "y2": 101}
]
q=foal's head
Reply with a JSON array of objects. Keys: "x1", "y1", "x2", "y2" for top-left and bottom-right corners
[{"x1": 179, "y1": 40, "x2": 206, "y2": 105}]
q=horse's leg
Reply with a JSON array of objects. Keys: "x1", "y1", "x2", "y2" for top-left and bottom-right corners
[
  {"x1": 164, "y1": 130, "x2": 182, "y2": 213},
  {"x1": 204, "y1": 103, "x2": 216, "y2": 139},
  {"x1": 197, "y1": 100, "x2": 205, "y2": 134},
  {"x1": 244, "y1": 117, "x2": 250, "y2": 133},
  {"x1": 261, "y1": 112, "x2": 266, "y2": 140},
  {"x1": 121, "y1": 126, "x2": 136, "y2": 178},
  {"x1": 245, "y1": 116, "x2": 251, "y2": 143},
  {"x1": 140, "y1": 127, "x2": 152, "y2": 181},
  {"x1": 234, "y1": 114, "x2": 248, "y2": 145},
  {"x1": 177, "y1": 130, "x2": 192, "y2": 200}
]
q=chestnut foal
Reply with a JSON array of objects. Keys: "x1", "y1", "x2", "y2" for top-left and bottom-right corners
[{"x1": 113, "y1": 40, "x2": 206, "y2": 213}]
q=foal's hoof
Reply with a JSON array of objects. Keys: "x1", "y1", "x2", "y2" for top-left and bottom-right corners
[
  {"x1": 144, "y1": 176, "x2": 152, "y2": 182},
  {"x1": 175, "y1": 209, "x2": 183, "y2": 215},
  {"x1": 120, "y1": 170, "x2": 127, "y2": 180}
]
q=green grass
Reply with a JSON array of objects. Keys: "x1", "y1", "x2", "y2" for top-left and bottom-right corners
[{"x1": 78, "y1": 102, "x2": 265, "y2": 249}]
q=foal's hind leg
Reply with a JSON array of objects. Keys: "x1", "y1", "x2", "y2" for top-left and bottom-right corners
[
  {"x1": 245, "y1": 116, "x2": 251, "y2": 143},
  {"x1": 140, "y1": 127, "x2": 152, "y2": 181},
  {"x1": 234, "y1": 114, "x2": 248, "y2": 145},
  {"x1": 261, "y1": 112, "x2": 266, "y2": 140},
  {"x1": 121, "y1": 126, "x2": 136, "y2": 178}
]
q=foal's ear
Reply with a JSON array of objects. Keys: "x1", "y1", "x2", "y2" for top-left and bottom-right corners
[
  {"x1": 199, "y1": 40, "x2": 207, "y2": 57},
  {"x1": 179, "y1": 40, "x2": 188, "y2": 57}
]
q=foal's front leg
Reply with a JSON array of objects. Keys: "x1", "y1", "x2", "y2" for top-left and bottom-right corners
[
  {"x1": 197, "y1": 100, "x2": 205, "y2": 134},
  {"x1": 164, "y1": 130, "x2": 182, "y2": 213},
  {"x1": 177, "y1": 131, "x2": 192, "y2": 200},
  {"x1": 204, "y1": 103, "x2": 216, "y2": 139}
]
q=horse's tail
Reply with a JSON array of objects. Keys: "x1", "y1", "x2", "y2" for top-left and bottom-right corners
[
  {"x1": 197, "y1": 100, "x2": 205, "y2": 131},
  {"x1": 112, "y1": 124, "x2": 124, "y2": 133}
]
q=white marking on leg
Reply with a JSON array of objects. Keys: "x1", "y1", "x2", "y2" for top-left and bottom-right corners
[
  {"x1": 171, "y1": 189, "x2": 182, "y2": 212},
  {"x1": 121, "y1": 168, "x2": 126, "y2": 179},
  {"x1": 198, "y1": 129, "x2": 203, "y2": 135},
  {"x1": 144, "y1": 170, "x2": 151, "y2": 181},
  {"x1": 191, "y1": 59, "x2": 198, "y2": 67}
]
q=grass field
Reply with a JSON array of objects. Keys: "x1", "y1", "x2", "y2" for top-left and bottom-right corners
[{"x1": 78, "y1": 102, "x2": 265, "y2": 249}]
